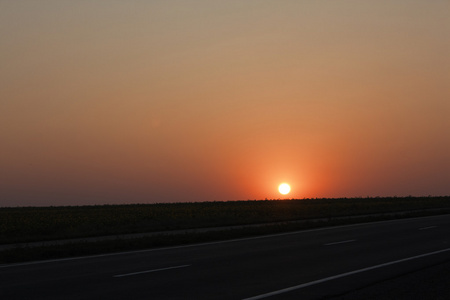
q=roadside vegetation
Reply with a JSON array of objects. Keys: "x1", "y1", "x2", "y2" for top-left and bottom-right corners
[{"x1": 1, "y1": 196, "x2": 449, "y2": 263}]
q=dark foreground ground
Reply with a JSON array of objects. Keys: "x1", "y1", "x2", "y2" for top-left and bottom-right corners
[
  {"x1": 2, "y1": 214, "x2": 450, "y2": 299},
  {"x1": 332, "y1": 260, "x2": 450, "y2": 300}
]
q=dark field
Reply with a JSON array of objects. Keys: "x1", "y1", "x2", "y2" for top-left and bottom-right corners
[{"x1": 1, "y1": 196, "x2": 449, "y2": 263}]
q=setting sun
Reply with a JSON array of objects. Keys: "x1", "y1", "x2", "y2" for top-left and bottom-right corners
[{"x1": 278, "y1": 183, "x2": 291, "y2": 195}]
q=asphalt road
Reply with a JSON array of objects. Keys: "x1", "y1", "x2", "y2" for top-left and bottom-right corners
[{"x1": 1, "y1": 214, "x2": 450, "y2": 299}]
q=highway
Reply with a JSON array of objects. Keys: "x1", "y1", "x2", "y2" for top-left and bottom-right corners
[{"x1": 1, "y1": 214, "x2": 450, "y2": 299}]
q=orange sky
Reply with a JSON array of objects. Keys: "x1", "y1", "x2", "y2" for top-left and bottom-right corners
[{"x1": 1, "y1": 1, "x2": 449, "y2": 206}]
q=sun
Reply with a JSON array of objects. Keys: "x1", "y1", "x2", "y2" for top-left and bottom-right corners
[{"x1": 278, "y1": 183, "x2": 291, "y2": 195}]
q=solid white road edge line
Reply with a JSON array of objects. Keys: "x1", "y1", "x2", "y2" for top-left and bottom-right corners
[
  {"x1": 324, "y1": 239, "x2": 356, "y2": 246},
  {"x1": 242, "y1": 247, "x2": 450, "y2": 300},
  {"x1": 114, "y1": 264, "x2": 191, "y2": 278}
]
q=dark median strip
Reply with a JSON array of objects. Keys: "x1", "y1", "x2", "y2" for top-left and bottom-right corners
[
  {"x1": 2, "y1": 207, "x2": 449, "y2": 251},
  {"x1": 2, "y1": 197, "x2": 450, "y2": 246},
  {"x1": 1, "y1": 208, "x2": 450, "y2": 264}
]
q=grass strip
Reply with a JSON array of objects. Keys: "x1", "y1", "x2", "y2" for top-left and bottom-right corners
[
  {"x1": 2, "y1": 207, "x2": 449, "y2": 264},
  {"x1": 2, "y1": 196, "x2": 450, "y2": 245}
]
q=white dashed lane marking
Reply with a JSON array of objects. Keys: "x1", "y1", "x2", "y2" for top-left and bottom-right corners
[
  {"x1": 114, "y1": 264, "x2": 191, "y2": 278},
  {"x1": 419, "y1": 226, "x2": 437, "y2": 230},
  {"x1": 324, "y1": 239, "x2": 356, "y2": 246}
]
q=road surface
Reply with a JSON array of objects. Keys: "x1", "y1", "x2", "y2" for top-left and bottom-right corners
[{"x1": 1, "y1": 214, "x2": 450, "y2": 299}]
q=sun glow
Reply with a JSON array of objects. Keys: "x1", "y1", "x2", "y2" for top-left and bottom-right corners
[{"x1": 278, "y1": 183, "x2": 291, "y2": 195}]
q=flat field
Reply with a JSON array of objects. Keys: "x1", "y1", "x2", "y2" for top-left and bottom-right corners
[
  {"x1": 2, "y1": 196, "x2": 450, "y2": 244},
  {"x1": 1, "y1": 196, "x2": 450, "y2": 263}
]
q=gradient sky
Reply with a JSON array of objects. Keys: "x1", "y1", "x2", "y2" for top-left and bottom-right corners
[{"x1": 1, "y1": 1, "x2": 449, "y2": 207}]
